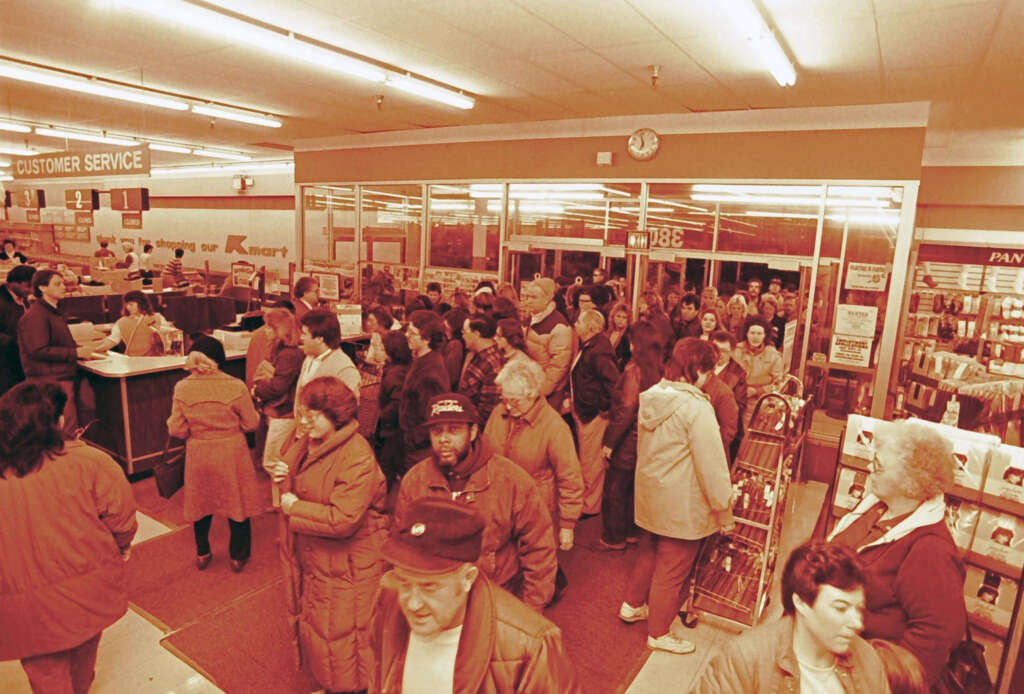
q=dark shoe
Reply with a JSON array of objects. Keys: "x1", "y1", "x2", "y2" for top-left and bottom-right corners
[
  {"x1": 625, "y1": 535, "x2": 640, "y2": 545},
  {"x1": 230, "y1": 558, "x2": 249, "y2": 573},
  {"x1": 590, "y1": 538, "x2": 627, "y2": 552},
  {"x1": 196, "y1": 553, "x2": 212, "y2": 571},
  {"x1": 548, "y1": 567, "x2": 569, "y2": 607},
  {"x1": 579, "y1": 511, "x2": 600, "y2": 520}
]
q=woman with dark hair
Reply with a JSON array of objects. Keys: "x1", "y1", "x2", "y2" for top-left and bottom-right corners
[
  {"x1": 732, "y1": 316, "x2": 784, "y2": 430},
  {"x1": 605, "y1": 301, "x2": 632, "y2": 369},
  {"x1": 442, "y1": 307, "x2": 469, "y2": 390},
  {"x1": 472, "y1": 290, "x2": 495, "y2": 316},
  {"x1": 492, "y1": 296, "x2": 519, "y2": 321},
  {"x1": 639, "y1": 290, "x2": 675, "y2": 354},
  {"x1": 399, "y1": 310, "x2": 450, "y2": 469},
  {"x1": 495, "y1": 317, "x2": 530, "y2": 363},
  {"x1": 0, "y1": 382, "x2": 137, "y2": 692},
  {"x1": 362, "y1": 305, "x2": 396, "y2": 369},
  {"x1": 621, "y1": 337, "x2": 734, "y2": 654},
  {"x1": 167, "y1": 336, "x2": 262, "y2": 572},
  {"x1": 95, "y1": 290, "x2": 167, "y2": 356},
  {"x1": 270, "y1": 376, "x2": 388, "y2": 694},
  {"x1": 0, "y1": 238, "x2": 28, "y2": 263},
  {"x1": 593, "y1": 320, "x2": 664, "y2": 552},
  {"x1": 374, "y1": 331, "x2": 413, "y2": 488},
  {"x1": 254, "y1": 308, "x2": 305, "y2": 492},
  {"x1": 698, "y1": 307, "x2": 720, "y2": 340}
]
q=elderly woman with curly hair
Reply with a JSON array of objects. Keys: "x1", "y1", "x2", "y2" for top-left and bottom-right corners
[{"x1": 828, "y1": 419, "x2": 967, "y2": 688}]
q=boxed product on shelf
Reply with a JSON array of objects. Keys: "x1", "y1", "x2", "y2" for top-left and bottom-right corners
[
  {"x1": 984, "y1": 444, "x2": 1024, "y2": 507},
  {"x1": 971, "y1": 626, "x2": 1006, "y2": 683},
  {"x1": 972, "y1": 510, "x2": 1024, "y2": 571},
  {"x1": 910, "y1": 419, "x2": 997, "y2": 498},
  {"x1": 840, "y1": 414, "x2": 882, "y2": 461},
  {"x1": 964, "y1": 566, "x2": 1018, "y2": 635},
  {"x1": 945, "y1": 497, "x2": 981, "y2": 553},
  {"x1": 834, "y1": 467, "x2": 868, "y2": 515}
]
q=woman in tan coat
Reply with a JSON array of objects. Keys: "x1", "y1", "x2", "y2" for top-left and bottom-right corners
[
  {"x1": 265, "y1": 376, "x2": 388, "y2": 693},
  {"x1": 0, "y1": 382, "x2": 137, "y2": 693},
  {"x1": 167, "y1": 336, "x2": 262, "y2": 572}
]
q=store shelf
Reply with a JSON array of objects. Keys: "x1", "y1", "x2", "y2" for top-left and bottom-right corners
[{"x1": 806, "y1": 361, "x2": 876, "y2": 375}]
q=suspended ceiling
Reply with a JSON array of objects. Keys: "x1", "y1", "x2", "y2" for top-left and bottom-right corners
[{"x1": 0, "y1": 0, "x2": 1021, "y2": 166}]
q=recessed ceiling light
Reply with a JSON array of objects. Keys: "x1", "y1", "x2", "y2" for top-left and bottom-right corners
[
  {"x1": 34, "y1": 127, "x2": 136, "y2": 146},
  {"x1": 191, "y1": 105, "x2": 282, "y2": 128}
]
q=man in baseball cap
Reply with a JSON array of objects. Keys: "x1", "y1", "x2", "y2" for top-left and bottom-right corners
[
  {"x1": 373, "y1": 497, "x2": 579, "y2": 693},
  {"x1": 394, "y1": 393, "x2": 557, "y2": 610}
]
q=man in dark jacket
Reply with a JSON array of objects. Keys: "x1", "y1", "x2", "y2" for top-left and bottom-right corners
[
  {"x1": 571, "y1": 309, "x2": 620, "y2": 516},
  {"x1": 395, "y1": 394, "x2": 557, "y2": 610},
  {"x1": 371, "y1": 497, "x2": 580, "y2": 693},
  {"x1": 711, "y1": 330, "x2": 748, "y2": 460},
  {"x1": 0, "y1": 265, "x2": 34, "y2": 394},
  {"x1": 400, "y1": 310, "x2": 451, "y2": 470},
  {"x1": 18, "y1": 269, "x2": 93, "y2": 431},
  {"x1": 674, "y1": 292, "x2": 702, "y2": 338}
]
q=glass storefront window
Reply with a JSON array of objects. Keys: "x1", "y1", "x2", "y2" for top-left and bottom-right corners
[
  {"x1": 302, "y1": 185, "x2": 354, "y2": 271},
  {"x1": 503, "y1": 182, "x2": 640, "y2": 242},
  {"x1": 426, "y1": 184, "x2": 499, "y2": 271},
  {"x1": 712, "y1": 184, "x2": 821, "y2": 257},
  {"x1": 360, "y1": 184, "x2": 423, "y2": 293},
  {"x1": 646, "y1": 184, "x2": 716, "y2": 252}
]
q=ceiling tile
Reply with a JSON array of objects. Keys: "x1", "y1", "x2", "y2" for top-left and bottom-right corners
[
  {"x1": 512, "y1": 0, "x2": 664, "y2": 47},
  {"x1": 884, "y1": 65, "x2": 971, "y2": 100},
  {"x1": 763, "y1": 0, "x2": 874, "y2": 19},
  {"x1": 597, "y1": 40, "x2": 712, "y2": 87},
  {"x1": 775, "y1": 15, "x2": 879, "y2": 73},
  {"x1": 872, "y1": 0, "x2": 1000, "y2": 15},
  {"x1": 529, "y1": 49, "x2": 644, "y2": 90},
  {"x1": 877, "y1": 3, "x2": 1001, "y2": 69},
  {"x1": 656, "y1": 84, "x2": 749, "y2": 111},
  {"x1": 623, "y1": 0, "x2": 728, "y2": 41}
]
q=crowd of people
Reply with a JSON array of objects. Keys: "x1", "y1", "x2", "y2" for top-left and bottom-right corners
[{"x1": 0, "y1": 264, "x2": 971, "y2": 694}]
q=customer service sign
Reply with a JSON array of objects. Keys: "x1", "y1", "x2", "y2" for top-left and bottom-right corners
[{"x1": 11, "y1": 146, "x2": 150, "y2": 179}]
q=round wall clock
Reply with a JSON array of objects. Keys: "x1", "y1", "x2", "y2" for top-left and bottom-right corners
[{"x1": 627, "y1": 127, "x2": 660, "y2": 161}]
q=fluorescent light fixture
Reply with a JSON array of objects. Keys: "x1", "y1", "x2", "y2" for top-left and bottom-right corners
[
  {"x1": 123, "y1": 1, "x2": 387, "y2": 83},
  {"x1": 191, "y1": 105, "x2": 282, "y2": 128},
  {"x1": 0, "y1": 146, "x2": 40, "y2": 156},
  {"x1": 0, "y1": 120, "x2": 30, "y2": 133},
  {"x1": 0, "y1": 159, "x2": 9, "y2": 167},
  {"x1": 0, "y1": 58, "x2": 189, "y2": 110},
  {"x1": 691, "y1": 193, "x2": 888, "y2": 208},
  {"x1": 720, "y1": 0, "x2": 796, "y2": 87},
  {"x1": 148, "y1": 143, "x2": 193, "y2": 154},
  {"x1": 35, "y1": 127, "x2": 136, "y2": 146},
  {"x1": 472, "y1": 190, "x2": 604, "y2": 200},
  {"x1": 692, "y1": 183, "x2": 820, "y2": 196},
  {"x1": 386, "y1": 75, "x2": 473, "y2": 109},
  {"x1": 151, "y1": 161, "x2": 293, "y2": 176},
  {"x1": 191, "y1": 148, "x2": 251, "y2": 161},
  {"x1": 0, "y1": 175, "x2": 12, "y2": 182}
]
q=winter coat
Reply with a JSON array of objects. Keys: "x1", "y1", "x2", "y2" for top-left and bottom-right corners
[
  {"x1": 646, "y1": 311, "x2": 675, "y2": 358},
  {"x1": 693, "y1": 615, "x2": 890, "y2": 694},
  {"x1": 377, "y1": 361, "x2": 409, "y2": 436},
  {"x1": 295, "y1": 348, "x2": 361, "y2": 408},
  {"x1": 525, "y1": 304, "x2": 576, "y2": 410},
  {"x1": 281, "y1": 421, "x2": 389, "y2": 692},
  {"x1": 17, "y1": 298, "x2": 78, "y2": 381},
  {"x1": 717, "y1": 359, "x2": 749, "y2": 425},
  {"x1": 167, "y1": 370, "x2": 263, "y2": 522},
  {"x1": 369, "y1": 574, "x2": 581, "y2": 694},
  {"x1": 443, "y1": 337, "x2": 465, "y2": 391},
  {"x1": 732, "y1": 342, "x2": 783, "y2": 397},
  {"x1": 399, "y1": 349, "x2": 449, "y2": 462},
  {"x1": 0, "y1": 284, "x2": 26, "y2": 393},
  {"x1": 570, "y1": 333, "x2": 620, "y2": 424},
  {"x1": 245, "y1": 326, "x2": 275, "y2": 390},
  {"x1": 483, "y1": 397, "x2": 583, "y2": 532},
  {"x1": 602, "y1": 362, "x2": 659, "y2": 472},
  {"x1": 395, "y1": 443, "x2": 557, "y2": 610},
  {"x1": 635, "y1": 380, "x2": 734, "y2": 540},
  {"x1": 253, "y1": 341, "x2": 304, "y2": 419},
  {"x1": 702, "y1": 373, "x2": 739, "y2": 455},
  {"x1": 606, "y1": 328, "x2": 630, "y2": 370},
  {"x1": 829, "y1": 494, "x2": 967, "y2": 686},
  {"x1": 0, "y1": 441, "x2": 137, "y2": 660}
]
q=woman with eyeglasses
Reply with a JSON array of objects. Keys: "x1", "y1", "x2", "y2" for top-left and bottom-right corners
[
  {"x1": 268, "y1": 376, "x2": 388, "y2": 694},
  {"x1": 828, "y1": 419, "x2": 967, "y2": 688},
  {"x1": 483, "y1": 356, "x2": 583, "y2": 604}
]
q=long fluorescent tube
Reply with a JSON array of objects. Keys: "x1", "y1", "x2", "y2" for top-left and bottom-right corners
[
  {"x1": 148, "y1": 143, "x2": 193, "y2": 154},
  {"x1": 0, "y1": 175, "x2": 12, "y2": 182},
  {"x1": 386, "y1": 75, "x2": 474, "y2": 110},
  {"x1": 720, "y1": 0, "x2": 796, "y2": 87},
  {"x1": 35, "y1": 127, "x2": 136, "y2": 146},
  {"x1": 0, "y1": 58, "x2": 189, "y2": 110},
  {"x1": 0, "y1": 146, "x2": 40, "y2": 156},
  {"x1": 151, "y1": 161, "x2": 293, "y2": 176},
  {"x1": 191, "y1": 149, "x2": 251, "y2": 161},
  {"x1": 0, "y1": 159, "x2": 10, "y2": 167},
  {"x1": 692, "y1": 193, "x2": 888, "y2": 208},
  {"x1": 0, "y1": 120, "x2": 31, "y2": 133},
  {"x1": 123, "y1": 1, "x2": 387, "y2": 83},
  {"x1": 191, "y1": 105, "x2": 282, "y2": 128}
]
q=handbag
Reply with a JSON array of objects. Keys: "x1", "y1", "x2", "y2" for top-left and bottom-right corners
[
  {"x1": 938, "y1": 625, "x2": 994, "y2": 694},
  {"x1": 153, "y1": 435, "x2": 185, "y2": 499}
]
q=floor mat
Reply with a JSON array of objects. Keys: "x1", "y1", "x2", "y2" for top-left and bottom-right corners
[
  {"x1": 547, "y1": 516, "x2": 651, "y2": 694},
  {"x1": 162, "y1": 581, "x2": 320, "y2": 694},
  {"x1": 127, "y1": 511, "x2": 283, "y2": 630}
]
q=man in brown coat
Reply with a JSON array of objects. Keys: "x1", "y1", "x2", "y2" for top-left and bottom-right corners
[
  {"x1": 395, "y1": 393, "x2": 557, "y2": 610},
  {"x1": 371, "y1": 497, "x2": 580, "y2": 693}
]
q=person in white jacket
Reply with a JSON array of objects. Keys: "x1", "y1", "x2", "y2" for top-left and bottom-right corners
[{"x1": 620, "y1": 338, "x2": 735, "y2": 655}]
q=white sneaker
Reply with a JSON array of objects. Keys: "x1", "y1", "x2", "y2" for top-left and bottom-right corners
[
  {"x1": 619, "y1": 602, "x2": 649, "y2": 623},
  {"x1": 647, "y1": 634, "x2": 696, "y2": 654}
]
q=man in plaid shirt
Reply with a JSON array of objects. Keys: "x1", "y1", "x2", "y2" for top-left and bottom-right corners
[{"x1": 460, "y1": 313, "x2": 505, "y2": 424}]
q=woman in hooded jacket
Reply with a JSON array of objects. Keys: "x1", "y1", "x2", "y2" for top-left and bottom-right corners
[{"x1": 620, "y1": 338, "x2": 735, "y2": 656}]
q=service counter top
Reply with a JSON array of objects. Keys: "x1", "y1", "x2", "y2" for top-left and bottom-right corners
[{"x1": 79, "y1": 349, "x2": 246, "y2": 377}]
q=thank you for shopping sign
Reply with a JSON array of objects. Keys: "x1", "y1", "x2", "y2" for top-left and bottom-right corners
[{"x1": 11, "y1": 146, "x2": 151, "y2": 180}]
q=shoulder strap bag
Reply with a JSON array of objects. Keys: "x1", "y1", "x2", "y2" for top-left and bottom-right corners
[{"x1": 153, "y1": 435, "x2": 185, "y2": 499}]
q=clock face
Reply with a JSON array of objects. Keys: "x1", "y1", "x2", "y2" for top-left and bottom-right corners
[{"x1": 627, "y1": 128, "x2": 660, "y2": 161}]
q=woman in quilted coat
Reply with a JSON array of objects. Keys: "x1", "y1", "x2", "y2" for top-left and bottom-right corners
[{"x1": 269, "y1": 376, "x2": 388, "y2": 693}]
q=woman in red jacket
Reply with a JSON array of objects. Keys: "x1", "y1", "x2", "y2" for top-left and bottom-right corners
[
  {"x1": 0, "y1": 382, "x2": 137, "y2": 693},
  {"x1": 828, "y1": 419, "x2": 967, "y2": 687},
  {"x1": 268, "y1": 376, "x2": 388, "y2": 694}
]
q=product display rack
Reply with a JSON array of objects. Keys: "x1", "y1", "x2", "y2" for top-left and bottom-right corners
[
  {"x1": 825, "y1": 415, "x2": 1024, "y2": 694},
  {"x1": 689, "y1": 385, "x2": 810, "y2": 628}
]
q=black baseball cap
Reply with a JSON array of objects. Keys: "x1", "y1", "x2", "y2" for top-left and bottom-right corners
[
  {"x1": 425, "y1": 393, "x2": 479, "y2": 427},
  {"x1": 382, "y1": 497, "x2": 484, "y2": 574}
]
